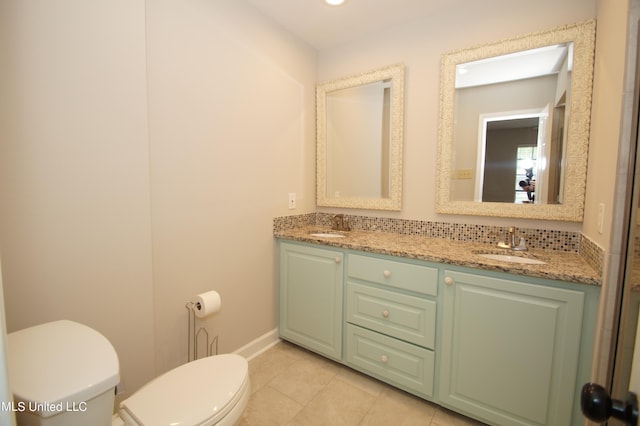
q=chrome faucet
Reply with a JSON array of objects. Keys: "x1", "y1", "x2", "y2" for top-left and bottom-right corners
[
  {"x1": 497, "y1": 226, "x2": 527, "y2": 251},
  {"x1": 331, "y1": 214, "x2": 350, "y2": 231}
]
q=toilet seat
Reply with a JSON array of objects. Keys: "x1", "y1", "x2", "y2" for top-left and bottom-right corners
[{"x1": 119, "y1": 354, "x2": 249, "y2": 426}]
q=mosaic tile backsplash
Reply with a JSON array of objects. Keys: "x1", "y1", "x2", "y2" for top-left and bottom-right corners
[{"x1": 273, "y1": 212, "x2": 604, "y2": 276}]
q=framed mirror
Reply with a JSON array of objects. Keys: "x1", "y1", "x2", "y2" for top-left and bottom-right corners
[
  {"x1": 317, "y1": 63, "x2": 404, "y2": 210},
  {"x1": 436, "y1": 20, "x2": 595, "y2": 221}
]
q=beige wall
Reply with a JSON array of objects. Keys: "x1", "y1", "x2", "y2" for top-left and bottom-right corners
[
  {"x1": 0, "y1": 0, "x2": 317, "y2": 399},
  {"x1": 585, "y1": 0, "x2": 631, "y2": 249},
  {"x1": 0, "y1": 0, "x2": 156, "y2": 398},
  {"x1": 145, "y1": 0, "x2": 317, "y2": 375},
  {"x1": 317, "y1": 0, "x2": 595, "y2": 232}
]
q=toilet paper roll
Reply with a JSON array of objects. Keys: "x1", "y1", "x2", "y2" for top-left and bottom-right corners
[{"x1": 194, "y1": 291, "x2": 221, "y2": 318}]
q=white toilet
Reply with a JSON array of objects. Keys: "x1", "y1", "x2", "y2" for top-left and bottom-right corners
[{"x1": 7, "y1": 320, "x2": 250, "y2": 426}]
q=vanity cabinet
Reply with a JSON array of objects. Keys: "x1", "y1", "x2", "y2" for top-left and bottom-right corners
[
  {"x1": 439, "y1": 269, "x2": 591, "y2": 426},
  {"x1": 344, "y1": 254, "x2": 439, "y2": 398},
  {"x1": 277, "y1": 238, "x2": 598, "y2": 425},
  {"x1": 278, "y1": 242, "x2": 344, "y2": 361}
]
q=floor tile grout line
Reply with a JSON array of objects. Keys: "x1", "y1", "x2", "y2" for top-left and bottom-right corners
[
  {"x1": 244, "y1": 341, "x2": 482, "y2": 426},
  {"x1": 357, "y1": 387, "x2": 384, "y2": 426},
  {"x1": 264, "y1": 383, "x2": 305, "y2": 423}
]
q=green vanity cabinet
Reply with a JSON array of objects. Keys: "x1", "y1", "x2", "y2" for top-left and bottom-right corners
[
  {"x1": 277, "y1": 238, "x2": 598, "y2": 425},
  {"x1": 278, "y1": 242, "x2": 344, "y2": 361},
  {"x1": 439, "y1": 269, "x2": 597, "y2": 426},
  {"x1": 344, "y1": 253, "x2": 439, "y2": 398}
]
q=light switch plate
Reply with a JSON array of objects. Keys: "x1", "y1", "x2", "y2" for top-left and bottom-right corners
[{"x1": 455, "y1": 169, "x2": 473, "y2": 179}]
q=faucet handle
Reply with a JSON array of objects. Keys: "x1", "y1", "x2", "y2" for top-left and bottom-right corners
[
  {"x1": 331, "y1": 214, "x2": 344, "y2": 230},
  {"x1": 330, "y1": 214, "x2": 350, "y2": 231},
  {"x1": 517, "y1": 237, "x2": 527, "y2": 250},
  {"x1": 510, "y1": 236, "x2": 528, "y2": 251}
]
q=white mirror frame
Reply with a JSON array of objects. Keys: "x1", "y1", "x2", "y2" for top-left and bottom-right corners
[
  {"x1": 317, "y1": 63, "x2": 404, "y2": 211},
  {"x1": 436, "y1": 20, "x2": 596, "y2": 221}
]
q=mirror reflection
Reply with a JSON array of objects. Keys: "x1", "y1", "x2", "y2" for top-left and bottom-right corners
[
  {"x1": 326, "y1": 80, "x2": 392, "y2": 200},
  {"x1": 452, "y1": 43, "x2": 571, "y2": 205},
  {"x1": 317, "y1": 64, "x2": 404, "y2": 211},
  {"x1": 436, "y1": 20, "x2": 595, "y2": 221},
  {"x1": 481, "y1": 115, "x2": 541, "y2": 203}
]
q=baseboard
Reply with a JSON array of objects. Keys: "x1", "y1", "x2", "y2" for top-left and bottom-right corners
[{"x1": 233, "y1": 328, "x2": 281, "y2": 361}]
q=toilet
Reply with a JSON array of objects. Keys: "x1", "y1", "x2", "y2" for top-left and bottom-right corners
[{"x1": 6, "y1": 320, "x2": 250, "y2": 426}]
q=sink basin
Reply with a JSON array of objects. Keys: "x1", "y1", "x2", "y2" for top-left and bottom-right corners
[
  {"x1": 475, "y1": 252, "x2": 547, "y2": 265},
  {"x1": 308, "y1": 232, "x2": 346, "y2": 238}
]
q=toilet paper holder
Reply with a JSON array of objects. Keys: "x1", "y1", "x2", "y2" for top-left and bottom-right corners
[{"x1": 185, "y1": 301, "x2": 218, "y2": 361}]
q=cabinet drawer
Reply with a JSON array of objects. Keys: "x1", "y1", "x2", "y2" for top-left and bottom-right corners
[
  {"x1": 346, "y1": 282, "x2": 436, "y2": 349},
  {"x1": 345, "y1": 324, "x2": 435, "y2": 398},
  {"x1": 348, "y1": 254, "x2": 438, "y2": 296}
]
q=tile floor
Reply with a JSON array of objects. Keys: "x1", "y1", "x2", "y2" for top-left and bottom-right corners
[{"x1": 237, "y1": 341, "x2": 485, "y2": 425}]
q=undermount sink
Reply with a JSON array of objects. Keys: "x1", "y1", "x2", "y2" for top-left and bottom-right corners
[
  {"x1": 475, "y1": 252, "x2": 547, "y2": 265},
  {"x1": 308, "y1": 232, "x2": 346, "y2": 238}
]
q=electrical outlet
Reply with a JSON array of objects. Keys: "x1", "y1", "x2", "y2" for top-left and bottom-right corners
[
  {"x1": 288, "y1": 193, "x2": 296, "y2": 210},
  {"x1": 597, "y1": 203, "x2": 605, "y2": 234}
]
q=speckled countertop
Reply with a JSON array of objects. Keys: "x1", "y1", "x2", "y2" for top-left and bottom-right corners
[{"x1": 275, "y1": 226, "x2": 601, "y2": 286}]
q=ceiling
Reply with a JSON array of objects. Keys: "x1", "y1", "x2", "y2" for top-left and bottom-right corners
[
  {"x1": 456, "y1": 44, "x2": 571, "y2": 88},
  {"x1": 244, "y1": 0, "x2": 568, "y2": 87},
  {"x1": 245, "y1": 0, "x2": 466, "y2": 50}
]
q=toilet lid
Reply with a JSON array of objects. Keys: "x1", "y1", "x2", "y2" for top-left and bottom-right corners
[
  {"x1": 7, "y1": 320, "x2": 119, "y2": 417},
  {"x1": 120, "y1": 354, "x2": 248, "y2": 426}
]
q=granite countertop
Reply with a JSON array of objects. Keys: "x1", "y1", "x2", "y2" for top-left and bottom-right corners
[{"x1": 275, "y1": 226, "x2": 601, "y2": 286}]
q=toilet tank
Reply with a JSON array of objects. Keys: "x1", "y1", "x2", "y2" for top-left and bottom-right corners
[{"x1": 7, "y1": 320, "x2": 120, "y2": 426}]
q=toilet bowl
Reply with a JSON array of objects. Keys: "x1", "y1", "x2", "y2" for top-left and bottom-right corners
[
  {"x1": 115, "y1": 354, "x2": 249, "y2": 426},
  {"x1": 7, "y1": 320, "x2": 250, "y2": 426}
]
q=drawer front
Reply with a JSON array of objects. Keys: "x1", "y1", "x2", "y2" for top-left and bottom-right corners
[
  {"x1": 347, "y1": 282, "x2": 436, "y2": 349},
  {"x1": 348, "y1": 254, "x2": 438, "y2": 296},
  {"x1": 345, "y1": 324, "x2": 435, "y2": 398}
]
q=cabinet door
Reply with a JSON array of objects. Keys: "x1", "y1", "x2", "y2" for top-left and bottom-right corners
[
  {"x1": 279, "y1": 242, "x2": 343, "y2": 360},
  {"x1": 439, "y1": 270, "x2": 585, "y2": 426}
]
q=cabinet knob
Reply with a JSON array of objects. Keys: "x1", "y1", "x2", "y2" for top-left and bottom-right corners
[
  {"x1": 383, "y1": 270, "x2": 391, "y2": 278},
  {"x1": 382, "y1": 310, "x2": 389, "y2": 318},
  {"x1": 380, "y1": 355, "x2": 388, "y2": 363},
  {"x1": 444, "y1": 276, "x2": 454, "y2": 286},
  {"x1": 335, "y1": 256, "x2": 341, "y2": 264}
]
